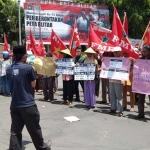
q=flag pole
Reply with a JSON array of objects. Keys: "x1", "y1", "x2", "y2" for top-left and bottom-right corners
[
  {"x1": 69, "y1": 20, "x2": 76, "y2": 51},
  {"x1": 138, "y1": 21, "x2": 150, "y2": 49},
  {"x1": 112, "y1": 2, "x2": 115, "y2": 7}
]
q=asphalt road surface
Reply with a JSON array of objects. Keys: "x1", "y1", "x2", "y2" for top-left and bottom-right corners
[{"x1": 0, "y1": 77, "x2": 150, "y2": 150}]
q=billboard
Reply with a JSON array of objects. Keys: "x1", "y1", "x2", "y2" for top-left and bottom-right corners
[{"x1": 24, "y1": 1, "x2": 109, "y2": 44}]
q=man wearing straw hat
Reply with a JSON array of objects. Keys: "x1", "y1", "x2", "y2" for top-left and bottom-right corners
[{"x1": 6, "y1": 46, "x2": 52, "y2": 150}]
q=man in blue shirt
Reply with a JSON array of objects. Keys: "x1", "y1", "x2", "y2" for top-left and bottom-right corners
[{"x1": 6, "y1": 46, "x2": 51, "y2": 150}]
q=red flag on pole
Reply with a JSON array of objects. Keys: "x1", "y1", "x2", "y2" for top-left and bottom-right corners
[
  {"x1": 111, "y1": 7, "x2": 120, "y2": 46},
  {"x1": 69, "y1": 21, "x2": 80, "y2": 57},
  {"x1": 50, "y1": 29, "x2": 67, "y2": 58},
  {"x1": 4, "y1": 33, "x2": 10, "y2": 52},
  {"x1": 139, "y1": 21, "x2": 150, "y2": 48},
  {"x1": 30, "y1": 30, "x2": 41, "y2": 56},
  {"x1": 123, "y1": 12, "x2": 128, "y2": 36},
  {"x1": 38, "y1": 39, "x2": 46, "y2": 56},
  {"x1": 111, "y1": 7, "x2": 139, "y2": 58},
  {"x1": 89, "y1": 23, "x2": 114, "y2": 53}
]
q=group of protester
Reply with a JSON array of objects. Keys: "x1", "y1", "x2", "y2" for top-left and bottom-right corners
[
  {"x1": 1, "y1": 44, "x2": 150, "y2": 119},
  {"x1": 36, "y1": 44, "x2": 150, "y2": 119},
  {"x1": 1, "y1": 44, "x2": 150, "y2": 150}
]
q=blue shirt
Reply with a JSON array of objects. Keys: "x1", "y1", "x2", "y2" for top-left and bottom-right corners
[{"x1": 6, "y1": 62, "x2": 37, "y2": 108}]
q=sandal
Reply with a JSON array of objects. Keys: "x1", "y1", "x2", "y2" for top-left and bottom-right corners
[
  {"x1": 144, "y1": 103, "x2": 148, "y2": 108},
  {"x1": 130, "y1": 108, "x2": 134, "y2": 112},
  {"x1": 117, "y1": 112, "x2": 123, "y2": 117},
  {"x1": 107, "y1": 109, "x2": 116, "y2": 113}
]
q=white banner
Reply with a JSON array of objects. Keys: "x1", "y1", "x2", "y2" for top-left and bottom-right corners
[
  {"x1": 56, "y1": 58, "x2": 74, "y2": 75},
  {"x1": 74, "y1": 63, "x2": 95, "y2": 80}
]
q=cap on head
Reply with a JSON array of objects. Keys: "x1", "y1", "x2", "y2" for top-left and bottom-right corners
[
  {"x1": 13, "y1": 46, "x2": 26, "y2": 55},
  {"x1": 1, "y1": 51, "x2": 10, "y2": 59},
  {"x1": 113, "y1": 46, "x2": 122, "y2": 52}
]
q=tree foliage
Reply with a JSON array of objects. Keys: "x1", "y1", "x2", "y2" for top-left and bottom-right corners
[
  {"x1": 74, "y1": 0, "x2": 150, "y2": 38},
  {"x1": 0, "y1": 0, "x2": 24, "y2": 46}
]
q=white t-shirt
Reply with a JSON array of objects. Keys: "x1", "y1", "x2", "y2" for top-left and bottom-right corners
[{"x1": 77, "y1": 17, "x2": 88, "y2": 31}]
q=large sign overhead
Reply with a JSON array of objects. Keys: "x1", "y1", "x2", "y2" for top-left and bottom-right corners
[{"x1": 24, "y1": 0, "x2": 109, "y2": 44}]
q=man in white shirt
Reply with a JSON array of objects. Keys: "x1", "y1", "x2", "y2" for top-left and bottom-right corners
[{"x1": 77, "y1": 10, "x2": 88, "y2": 31}]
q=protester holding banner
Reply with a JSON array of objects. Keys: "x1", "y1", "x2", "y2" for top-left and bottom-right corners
[
  {"x1": 108, "y1": 47, "x2": 124, "y2": 117},
  {"x1": 135, "y1": 45, "x2": 150, "y2": 119},
  {"x1": 100, "y1": 52, "x2": 114, "y2": 104},
  {"x1": 0, "y1": 51, "x2": 11, "y2": 96},
  {"x1": 84, "y1": 47, "x2": 98, "y2": 109},
  {"x1": 73, "y1": 47, "x2": 86, "y2": 102},
  {"x1": 42, "y1": 52, "x2": 55, "y2": 102},
  {"x1": 122, "y1": 53, "x2": 135, "y2": 112},
  {"x1": 59, "y1": 49, "x2": 74, "y2": 105}
]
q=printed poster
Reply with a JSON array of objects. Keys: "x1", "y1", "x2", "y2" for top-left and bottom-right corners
[
  {"x1": 55, "y1": 58, "x2": 74, "y2": 75},
  {"x1": 132, "y1": 59, "x2": 150, "y2": 94},
  {"x1": 24, "y1": 1, "x2": 109, "y2": 44},
  {"x1": 100, "y1": 57, "x2": 130, "y2": 81},
  {"x1": 74, "y1": 63, "x2": 95, "y2": 80}
]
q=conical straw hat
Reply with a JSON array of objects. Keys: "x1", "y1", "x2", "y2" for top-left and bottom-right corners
[
  {"x1": 59, "y1": 49, "x2": 72, "y2": 57},
  {"x1": 84, "y1": 47, "x2": 96, "y2": 54}
]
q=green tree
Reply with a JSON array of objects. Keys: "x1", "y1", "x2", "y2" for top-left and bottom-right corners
[
  {"x1": 0, "y1": 0, "x2": 25, "y2": 47},
  {"x1": 75, "y1": 0, "x2": 150, "y2": 39}
]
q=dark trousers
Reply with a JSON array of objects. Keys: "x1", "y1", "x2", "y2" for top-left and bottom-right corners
[
  {"x1": 35, "y1": 75, "x2": 42, "y2": 91},
  {"x1": 53, "y1": 77, "x2": 58, "y2": 93},
  {"x1": 9, "y1": 105, "x2": 50, "y2": 150},
  {"x1": 102, "y1": 78, "x2": 110, "y2": 102},
  {"x1": 95, "y1": 78, "x2": 100, "y2": 97},
  {"x1": 74, "y1": 80, "x2": 84, "y2": 99},
  {"x1": 43, "y1": 77, "x2": 55, "y2": 100},
  {"x1": 63, "y1": 79, "x2": 73, "y2": 102},
  {"x1": 138, "y1": 94, "x2": 150, "y2": 116}
]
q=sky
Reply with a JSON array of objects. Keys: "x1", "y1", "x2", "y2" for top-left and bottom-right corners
[{"x1": 20, "y1": 0, "x2": 25, "y2": 6}]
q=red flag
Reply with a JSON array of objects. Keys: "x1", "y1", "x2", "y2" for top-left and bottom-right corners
[
  {"x1": 89, "y1": 23, "x2": 114, "y2": 53},
  {"x1": 26, "y1": 42, "x2": 31, "y2": 51},
  {"x1": 30, "y1": 30, "x2": 41, "y2": 56},
  {"x1": 91, "y1": 22, "x2": 112, "y2": 39},
  {"x1": 50, "y1": 30, "x2": 67, "y2": 58},
  {"x1": 4, "y1": 34, "x2": 10, "y2": 52},
  {"x1": 111, "y1": 7, "x2": 120, "y2": 46},
  {"x1": 38, "y1": 39, "x2": 46, "y2": 56},
  {"x1": 139, "y1": 21, "x2": 150, "y2": 48},
  {"x1": 111, "y1": 7, "x2": 139, "y2": 58},
  {"x1": 69, "y1": 21, "x2": 80, "y2": 57},
  {"x1": 123, "y1": 12, "x2": 128, "y2": 36}
]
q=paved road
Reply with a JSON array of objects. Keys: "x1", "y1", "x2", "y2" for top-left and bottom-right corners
[{"x1": 0, "y1": 77, "x2": 150, "y2": 150}]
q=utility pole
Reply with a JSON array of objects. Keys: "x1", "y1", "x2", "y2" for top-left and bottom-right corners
[{"x1": 18, "y1": 0, "x2": 22, "y2": 45}]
